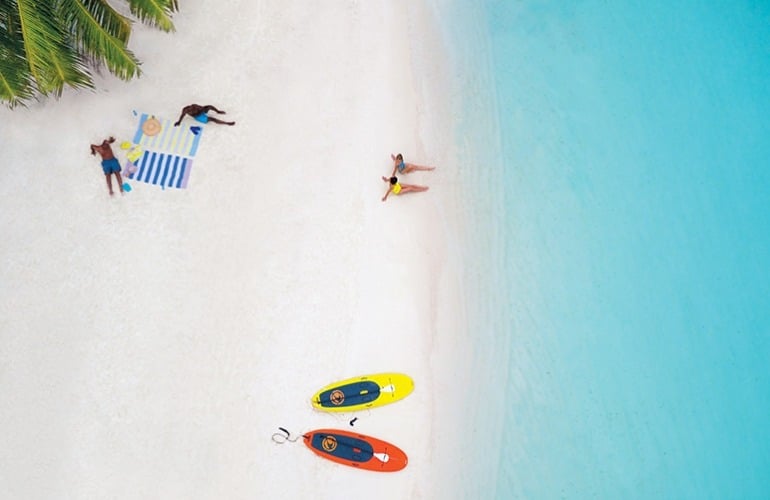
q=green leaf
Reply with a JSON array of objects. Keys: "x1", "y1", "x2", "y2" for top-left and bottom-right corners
[
  {"x1": 0, "y1": 51, "x2": 36, "y2": 107},
  {"x1": 61, "y1": 0, "x2": 132, "y2": 44},
  {"x1": 57, "y1": 0, "x2": 141, "y2": 80},
  {"x1": 0, "y1": 0, "x2": 182, "y2": 107},
  {"x1": 128, "y1": 0, "x2": 179, "y2": 32},
  {"x1": 0, "y1": 0, "x2": 34, "y2": 106},
  {"x1": 15, "y1": 0, "x2": 67, "y2": 93}
]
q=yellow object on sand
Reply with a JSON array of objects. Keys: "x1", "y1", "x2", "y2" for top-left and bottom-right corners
[
  {"x1": 120, "y1": 141, "x2": 131, "y2": 150},
  {"x1": 311, "y1": 372, "x2": 415, "y2": 412},
  {"x1": 126, "y1": 146, "x2": 143, "y2": 163}
]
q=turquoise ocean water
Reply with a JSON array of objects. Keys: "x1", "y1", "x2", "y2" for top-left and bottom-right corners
[{"x1": 439, "y1": 1, "x2": 770, "y2": 498}]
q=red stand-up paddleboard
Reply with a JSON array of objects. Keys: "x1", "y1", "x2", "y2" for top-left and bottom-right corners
[{"x1": 303, "y1": 428, "x2": 408, "y2": 472}]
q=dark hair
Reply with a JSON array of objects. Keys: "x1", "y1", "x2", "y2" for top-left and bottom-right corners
[
  {"x1": 396, "y1": 153, "x2": 403, "y2": 161},
  {"x1": 390, "y1": 176, "x2": 398, "y2": 185}
]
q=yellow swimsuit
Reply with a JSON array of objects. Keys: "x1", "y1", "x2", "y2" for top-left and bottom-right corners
[{"x1": 392, "y1": 183, "x2": 402, "y2": 195}]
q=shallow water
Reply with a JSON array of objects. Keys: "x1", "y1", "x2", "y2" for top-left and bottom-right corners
[{"x1": 441, "y1": 1, "x2": 770, "y2": 497}]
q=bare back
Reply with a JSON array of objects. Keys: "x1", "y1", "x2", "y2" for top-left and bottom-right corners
[
  {"x1": 91, "y1": 140, "x2": 115, "y2": 160},
  {"x1": 182, "y1": 104, "x2": 205, "y2": 116}
]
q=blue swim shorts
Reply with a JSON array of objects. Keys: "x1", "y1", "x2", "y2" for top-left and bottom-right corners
[
  {"x1": 194, "y1": 113, "x2": 209, "y2": 123},
  {"x1": 101, "y1": 158, "x2": 121, "y2": 175}
]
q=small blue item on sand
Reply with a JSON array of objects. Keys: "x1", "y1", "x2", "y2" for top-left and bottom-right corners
[
  {"x1": 123, "y1": 182, "x2": 132, "y2": 192},
  {"x1": 190, "y1": 126, "x2": 201, "y2": 135}
]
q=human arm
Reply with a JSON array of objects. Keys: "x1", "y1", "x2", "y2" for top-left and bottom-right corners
[
  {"x1": 382, "y1": 186, "x2": 392, "y2": 202},
  {"x1": 108, "y1": 136, "x2": 115, "y2": 143},
  {"x1": 90, "y1": 144, "x2": 97, "y2": 155},
  {"x1": 173, "y1": 109, "x2": 187, "y2": 126}
]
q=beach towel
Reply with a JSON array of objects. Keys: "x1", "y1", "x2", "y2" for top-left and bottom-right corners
[
  {"x1": 132, "y1": 113, "x2": 203, "y2": 157},
  {"x1": 125, "y1": 152, "x2": 193, "y2": 189},
  {"x1": 125, "y1": 112, "x2": 204, "y2": 189}
]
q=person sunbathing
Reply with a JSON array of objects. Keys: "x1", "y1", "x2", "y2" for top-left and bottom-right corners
[
  {"x1": 90, "y1": 136, "x2": 124, "y2": 196},
  {"x1": 381, "y1": 176, "x2": 429, "y2": 202},
  {"x1": 390, "y1": 153, "x2": 435, "y2": 176},
  {"x1": 173, "y1": 104, "x2": 235, "y2": 126}
]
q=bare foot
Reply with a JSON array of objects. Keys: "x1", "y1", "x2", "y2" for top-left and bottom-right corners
[
  {"x1": 228, "y1": 121, "x2": 235, "y2": 126},
  {"x1": 109, "y1": 191, "x2": 114, "y2": 196}
]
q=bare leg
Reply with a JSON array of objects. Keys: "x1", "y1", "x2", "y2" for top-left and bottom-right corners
[
  {"x1": 115, "y1": 172, "x2": 124, "y2": 193},
  {"x1": 202, "y1": 105, "x2": 226, "y2": 114},
  {"x1": 404, "y1": 163, "x2": 435, "y2": 173},
  {"x1": 207, "y1": 116, "x2": 236, "y2": 125},
  {"x1": 105, "y1": 174, "x2": 114, "y2": 195},
  {"x1": 399, "y1": 184, "x2": 429, "y2": 194}
]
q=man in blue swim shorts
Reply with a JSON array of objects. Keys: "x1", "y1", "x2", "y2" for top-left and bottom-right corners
[
  {"x1": 90, "y1": 136, "x2": 124, "y2": 196},
  {"x1": 173, "y1": 104, "x2": 236, "y2": 127}
]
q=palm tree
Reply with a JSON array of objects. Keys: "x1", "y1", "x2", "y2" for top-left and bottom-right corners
[{"x1": 0, "y1": 0, "x2": 180, "y2": 108}]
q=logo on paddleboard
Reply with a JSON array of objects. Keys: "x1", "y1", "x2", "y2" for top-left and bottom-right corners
[
  {"x1": 330, "y1": 390, "x2": 345, "y2": 405},
  {"x1": 321, "y1": 435, "x2": 338, "y2": 452}
]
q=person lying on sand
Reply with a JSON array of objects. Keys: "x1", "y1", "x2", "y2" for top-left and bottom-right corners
[
  {"x1": 173, "y1": 104, "x2": 235, "y2": 126},
  {"x1": 381, "y1": 176, "x2": 429, "y2": 202},
  {"x1": 390, "y1": 153, "x2": 435, "y2": 176},
  {"x1": 90, "y1": 136, "x2": 124, "y2": 196}
]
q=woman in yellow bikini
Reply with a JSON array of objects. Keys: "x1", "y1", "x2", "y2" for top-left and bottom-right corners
[{"x1": 381, "y1": 176, "x2": 429, "y2": 202}]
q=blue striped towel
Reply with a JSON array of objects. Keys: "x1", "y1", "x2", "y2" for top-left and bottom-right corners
[{"x1": 125, "y1": 151, "x2": 193, "y2": 189}]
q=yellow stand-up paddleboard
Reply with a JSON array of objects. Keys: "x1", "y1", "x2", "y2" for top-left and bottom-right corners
[{"x1": 311, "y1": 373, "x2": 414, "y2": 412}]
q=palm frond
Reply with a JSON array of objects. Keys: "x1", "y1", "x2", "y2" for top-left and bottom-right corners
[
  {"x1": 60, "y1": 0, "x2": 132, "y2": 44},
  {"x1": 0, "y1": 0, "x2": 182, "y2": 107},
  {"x1": 42, "y1": 40, "x2": 93, "y2": 96},
  {"x1": 17, "y1": 0, "x2": 97, "y2": 96},
  {"x1": 0, "y1": 49, "x2": 36, "y2": 107},
  {"x1": 0, "y1": 0, "x2": 33, "y2": 106},
  {"x1": 57, "y1": 0, "x2": 140, "y2": 80},
  {"x1": 127, "y1": 0, "x2": 178, "y2": 32},
  {"x1": 15, "y1": 0, "x2": 68, "y2": 93}
]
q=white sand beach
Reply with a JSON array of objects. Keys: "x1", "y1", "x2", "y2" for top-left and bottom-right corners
[{"x1": 0, "y1": 1, "x2": 474, "y2": 498}]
